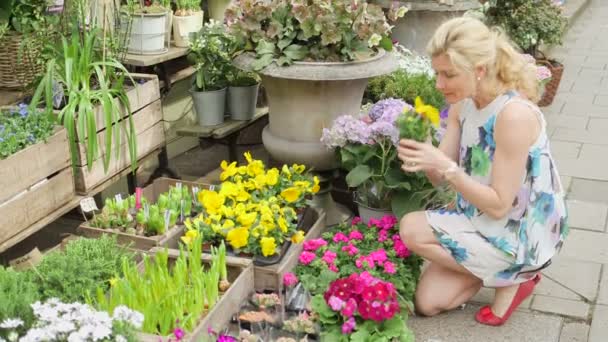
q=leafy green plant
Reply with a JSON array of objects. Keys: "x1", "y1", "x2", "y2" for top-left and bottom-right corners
[
  {"x1": 0, "y1": 104, "x2": 57, "y2": 159},
  {"x1": 28, "y1": 235, "x2": 136, "y2": 303},
  {"x1": 367, "y1": 70, "x2": 445, "y2": 111},
  {"x1": 123, "y1": 0, "x2": 170, "y2": 14},
  {"x1": 95, "y1": 237, "x2": 228, "y2": 336},
  {"x1": 225, "y1": 0, "x2": 408, "y2": 70},
  {"x1": 188, "y1": 21, "x2": 234, "y2": 91},
  {"x1": 30, "y1": 27, "x2": 138, "y2": 172},
  {"x1": 175, "y1": 0, "x2": 201, "y2": 15},
  {"x1": 0, "y1": 266, "x2": 40, "y2": 336},
  {"x1": 481, "y1": 0, "x2": 567, "y2": 55}
]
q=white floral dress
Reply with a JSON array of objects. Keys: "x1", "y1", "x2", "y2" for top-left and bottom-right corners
[{"x1": 426, "y1": 91, "x2": 569, "y2": 287}]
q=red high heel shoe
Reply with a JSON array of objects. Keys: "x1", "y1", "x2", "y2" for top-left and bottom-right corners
[{"x1": 475, "y1": 274, "x2": 541, "y2": 326}]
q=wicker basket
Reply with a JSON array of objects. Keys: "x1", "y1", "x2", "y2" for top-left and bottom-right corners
[
  {"x1": 0, "y1": 32, "x2": 44, "y2": 89},
  {"x1": 537, "y1": 58, "x2": 564, "y2": 107}
]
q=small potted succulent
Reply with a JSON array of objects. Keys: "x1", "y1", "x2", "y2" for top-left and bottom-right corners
[
  {"x1": 172, "y1": 0, "x2": 203, "y2": 47},
  {"x1": 121, "y1": 0, "x2": 171, "y2": 55},
  {"x1": 187, "y1": 20, "x2": 233, "y2": 126}
]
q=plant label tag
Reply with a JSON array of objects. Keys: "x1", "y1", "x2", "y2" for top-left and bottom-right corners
[
  {"x1": 115, "y1": 193, "x2": 123, "y2": 204},
  {"x1": 180, "y1": 200, "x2": 184, "y2": 222},
  {"x1": 80, "y1": 197, "x2": 98, "y2": 213},
  {"x1": 47, "y1": 0, "x2": 64, "y2": 13},
  {"x1": 10, "y1": 248, "x2": 44, "y2": 271},
  {"x1": 164, "y1": 210, "x2": 171, "y2": 230},
  {"x1": 192, "y1": 186, "x2": 199, "y2": 201},
  {"x1": 135, "y1": 187, "x2": 143, "y2": 209},
  {"x1": 144, "y1": 203, "x2": 150, "y2": 220},
  {"x1": 176, "y1": 182, "x2": 182, "y2": 190},
  {"x1": 209, "y1": 184, "x2": 216, "y2": 191}
]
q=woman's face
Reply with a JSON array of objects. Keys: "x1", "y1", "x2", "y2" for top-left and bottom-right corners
[{"x1": 431, "y1": 53, "x2": 475, "y2": 105}]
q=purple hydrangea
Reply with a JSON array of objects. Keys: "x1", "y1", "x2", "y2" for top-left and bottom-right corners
[
  {"x1": 321, "y1": 115, "x2": 371, "y2": 148},
  {"x1": 368, "y1": 98, "x2": 411, "y2": 123},
  {"x1": 369, "y1": 120, "x2": 399, "y2": 144}
]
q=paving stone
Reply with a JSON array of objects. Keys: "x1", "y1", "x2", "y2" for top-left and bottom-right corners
[
  {"x1": 585, "y1": 56, "x2": 608, "y2": 70},
  {"x1": 562, "y1": 176, "x2": 573, "y2": 194},
  {"x1": 561, "y1": 101, "x2": 608, "y2": 116},
  {"x1": 543, "y1": 256, "x2": 601, "y2": 301},
  {"x1": 553, "y1": 127, "x2": 608, "y2": 145},
  {"x1": 531, "y1": 295, "x2": 590, "y2": 319},
  {"x1": 561, "y1": 229, "x2": 608, "y2": 264},
  {"x1": 594, "y1": 95, "x2": 608, "y2": 106},
  {"x1": 546, "y1": 115, "x2": 589, "y2": 130},
  {"x1": 569, "y1": 178, "x2": 608, "y2": 204},
  {"x1": 469, "y1": 287, "x2": 532, "y2": 309},
  {"x1": 567, "y1": 200, "x2": 608, "y2": 231},
  {"x1": 589, "y1": 305, "x2": 608, "y2": 342},
  {"x1": 554, "y1": 155, "x2": 608, "y2": 181},
  {"x1": 409, "y1": 304, "x2": 562, "y2": 342},
  {"x1": 570, "y1": 82, "x2": 608, "y2": 96},
  {"x1": 534, "y1": 276, "x2": 581, "y2": 300},
  {"x1": 550, "y1": 141, "x2": 582, "y2": 159},
  {"x1": 597, "y1": 265, "x2": 608, "y2": 305},
  {"x1": 560, "y1": 322, "x2": 590, "y2": 342},
  {"x1": 555, "y1": 92, "x2": 596, "y2": 105},
  {"x1": 587, "y1": 117, "x2": 608, "y2": 132}
]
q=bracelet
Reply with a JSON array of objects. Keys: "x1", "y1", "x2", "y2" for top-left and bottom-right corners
[{"x1": 441, "y1": 161, "x2": 460, "y2": 182}]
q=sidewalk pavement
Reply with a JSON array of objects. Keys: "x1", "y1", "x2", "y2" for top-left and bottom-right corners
[{"x1": 410, "y1": 0, "x2": 608, "y2": 341}]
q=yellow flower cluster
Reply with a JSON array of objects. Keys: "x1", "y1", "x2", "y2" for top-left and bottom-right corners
[{"x1": 182, "y1": 152, "x2": 318, "y2": 257}]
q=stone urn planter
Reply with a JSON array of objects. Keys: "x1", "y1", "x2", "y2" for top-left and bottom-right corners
[
  {"x1": 233, "y1": 51, "x2": 398, "y2": 225},
  {"x1": 374, "y1": 0, "x2": 480, "y2": 54}
]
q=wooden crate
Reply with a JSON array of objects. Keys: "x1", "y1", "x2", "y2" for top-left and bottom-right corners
[
  {"x1": 73, "y1": 74, "x2": 165, "y2": 194},
  {"x1": 139, "y1": 248, "x2": 255, "y2": 342},
  {"x1": 0, "y1": 127, "x2": 75, "y2": 253},
  {"x1": 253, "y1": 208, "x2": 327, "y2": 292},
  {"x1": 77, "y1": 177, "x2": 213, "y2": 250}
]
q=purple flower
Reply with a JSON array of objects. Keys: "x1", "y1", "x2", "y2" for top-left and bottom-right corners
[
  {"x1": 217, "y1": 335, "x2": 237, "y2": 342},
  {"x1": 369, "y1": 120, "x2": 399, "y2": 144},
  {"x1": 173, "y1": 328, "x2": 185, "y2": 341},
  {"x1": 328, "y1": 295, "x2": 345, "y2": 311},
  {"x1": 341, "y1": 316, "x2": 356, "y2": 334},
  {"x1": 18, "y1": 103, "x2": 28, "y2": 117},
  {"x1": 368, "y1": 98, "x2": 410, "y2": 123},
  {"x1": 321, "y1": 115, "x2": 371, "y2": 147}
]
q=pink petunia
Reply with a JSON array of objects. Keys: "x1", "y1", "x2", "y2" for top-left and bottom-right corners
[
  {"x1": 348, "y1": 230, "x2": 364, "y2": 241},
  {"x1": 379, "y1": 215, "x2": 398, "y2": 229},
  {"x1": 303, "y1": 238, "x2": 327, "y2": 252},
  {"x1": 383, "y1": 261, "x2": 396, "y2": 274},
  {"x1": 283, "y1": 272, "x2": 298, "y2": 287},
  {"x1": 341, "y1": 298, "x2": 357, "y2": 317},
  {"x1": 342, "y1": 317, "x2": 356, "y2": 334},
  {"x1": 298, "y1": 251, "x2": 316, "y2": 265},
  {"x1": 333, "y1": 232, "x2": 349, "y2": 243},
  {"x1": 369, "y1": 249, "x2": 388, "y2": 263},
  {"x1": 341, "y1": 243, "x2": 359, "y2": 256},
  {"x1": 322, "y1": 250, "x2": 338, "y2": 264},
  {"x1": 356, "y1": 255, "x2": 375, "y2": 269},
  {"x1": 351, "y1": 216, "x2": 362, "y2": 225},
  {"x1": 392, "y1": 235, "x2": 411, "y2": 258},
  {"x1": 378, "y1": 229, "x2": 389, "y2": 242},
  {"x1": 368, "y1": 217, "x2": 381, "y2": 228}
]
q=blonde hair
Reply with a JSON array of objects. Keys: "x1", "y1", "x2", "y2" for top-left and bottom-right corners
[{"x1": 427, "y1": 17, "x2": 539, "y2": 102}]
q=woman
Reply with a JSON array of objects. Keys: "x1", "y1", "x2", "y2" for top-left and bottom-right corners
[{"x1": 397, "y1": 17, "x2": 568, "y2": 326}]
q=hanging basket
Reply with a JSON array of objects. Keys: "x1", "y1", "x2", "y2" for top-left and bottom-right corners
[
  {"x1": 536, "y1": 57, "x2": 564, "y2": 107},
  {"x1": 0, "y1": 32, "x2": 44, "y2": 89}
]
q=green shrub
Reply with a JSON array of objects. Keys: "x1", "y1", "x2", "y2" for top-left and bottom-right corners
[
  {"x1": 366, "y1": 70, "x2": 445, "y2": 110},
  {"x1": 0, "y1": 266, "x2": 40, "y2": 334}
]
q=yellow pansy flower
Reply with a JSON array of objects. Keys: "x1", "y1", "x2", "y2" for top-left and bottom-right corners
[
  {"x1": 266, "y1": 168, "x2": 279, "y2": 186},
  {"x1": 291, "y1": 230, "x2": 305, "y2": 244},
  {"x1": 414, "y1": 96, "x2": 440, "y2": 127},
  {"x1": 294, "y1": 181, "x2": 311, "y2": 189},
  {"x1": 254, "y1": 173, "x2": 267, "y2": 189},
  {"x1": 180, "y1": 229, "x2": 199, "y2": 245},
  {"x1": 238, "y1": 212, "x2": 257, "y2": 227},
  {"x1": 280, "y1": 187, "x2": 301, "y2": 203},
  {"x1": 281, "y1": 164, "x2": 292, "y2": 179},
  {"x1": 244, "y1": 151, "x2": 254, "y2": 163},
  {"x1": 292, "y1": 164, "x2": 306, "y2": 174},
  {"x1": 261, "y1": 237, "x2": 277, "y2": 257},
  {"x1": 236, "y1": 190, "x2": 251, "y2": 202},
  {"x1": 244, "y1": 180, "x2": 256, "y2": 191},
  {"x1": 199, "y1": 190, "x2": 225, "y2": 214},
  {"x1": 312, "y1": 176, "x2": 320, "y2": 193},
  {"x1": 221, "y1": 205, "x2": 235, "y2": 218},
  {"x1": 278, "y1": 216, "x2": 289, "y2": 233},
  {"x1": 219, "y1": 181, "x2": 239, "y2": 198},
  {"x1": 184, "y1": 218, "x2": 193, "y2": 230},
  {"x1": 237, "y1": 166, "x2": 247, "y2": 175},
  {"x1": 220, "y1": 160, "x2": 238, "y2": 181},
  {"x1": 226, "y1": 226, "x2": 249, "y2": 249}
]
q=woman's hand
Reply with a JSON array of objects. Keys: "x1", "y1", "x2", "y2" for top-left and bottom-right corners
[{"x1": 397, "y1": 139, "x2": 453, "y2": 173}]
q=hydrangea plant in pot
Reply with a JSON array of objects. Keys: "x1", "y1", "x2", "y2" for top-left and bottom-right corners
[
  {"x1": 226, "y1": 0, "x2": 406, "y2": 224},
  {"x1": 187, "y1": 20, "x2": 233, "y2": 126}
]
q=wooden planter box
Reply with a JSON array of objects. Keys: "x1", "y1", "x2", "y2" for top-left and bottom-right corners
[
  {"x1": 77, "y1": 177, "x2": 213, "y2": 250},
  {"x1": 138, "y1": 248, "x2": 255, "y2": 342},
  {"x1": 0, "y1": 128, "x2": 75, "y2": 253},
  {"x1": 72, "y1": 73, "x2": 165, "y2": 194}
]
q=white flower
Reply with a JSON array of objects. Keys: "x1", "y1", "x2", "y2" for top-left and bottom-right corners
[
  {"x1": 112, "y1": 306, "x2": 144, "y2": 329},
  {"x1": 0, "y1": 318, "x2": 23, "y2": 329},
  {"x1": 368, "y1": 33, "x2": 382, "y2": 48},
  {"x1": 396, "y1": 6, "x2": 408, "y2": 18},
  {"x1": 115, "y1": 335, "x2": 127, "y2": 342},
  {"x1": 91, "y1": 325, "x2": 112, "y2": 341},
  {"x1": 6, "y1": 332, "x2": 18, "y2": 342}
]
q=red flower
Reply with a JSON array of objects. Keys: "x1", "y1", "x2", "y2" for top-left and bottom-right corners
[{"x1": 341, "y1": 298, "x2": 357, "y2": 317}]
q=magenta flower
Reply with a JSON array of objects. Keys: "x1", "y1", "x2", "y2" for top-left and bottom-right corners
[
  {"x1": 328, "y1": 263, "x2": 339, "y2": 273},
  {"x1": 370, "y1": 249, "x2": 388, "y2": 263},
  {"x1": 348, "y1": 230, "x2": 364, "y2": 241},
  {"x1": 378, "y1": 229, "x2": 389, "y2": 242},
  {"x1": 322, "y1": 250, "x2": 337, "y2": 264},
  {"x1": 333, "y1": 232, "x2": 349, "y2": 243},
  {"x1": 341, "y1": 243, "x2": 359, "y2": 256},
  {"x1": 173, "y1": 328, "x2": 185, "y2": 341},
  {"x1": 303, "y1": 238, "x2": 327, "y2": 251},
  {"x1": 383, "y1": 261, "x2": 396, "y2": 274},
  {"x1": 359, "y1": 271, "x2": 377, "y2": 286},
  {"x1": 328, "y1": 295, "x2": 346, "y2": 311},
  {"x1": 217, "y1": 335, "x2": 237, "y2": 342},
  {"x1": 356, "y1": 255, "x2": 375, "y2": 269},
  {"x1": 368, "y1": 217, "x2": 381, "y2": 228},
  {"x1": 379, "y1": 215, "x2": 398, "y2": 229},
  {"x1": 342, "y1": 317, "x2": 356, "y2": 334},
  {"x1": 392, "y1": 235, "x2": 410, "y2": 258},
  {"x1": 283, "y1": 272, "x2": 298, "y2": 287},
  {"x1": 351, "y1": 216, "x2": 362, "y2": 225},
  {"x1": 299, "y1": 251, "x2": 316, "y2": 265},
  {"x1": 341, "y1": 298, "x2": 357, "y2": 317}
]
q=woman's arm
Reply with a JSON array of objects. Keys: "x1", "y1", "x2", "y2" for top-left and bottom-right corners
[
  {"x1": 442, "y1": 102, "x2": 540, "y2": 219},
  {"x1": 425, "y1": 103, "x2": 462, "y2": 186}
]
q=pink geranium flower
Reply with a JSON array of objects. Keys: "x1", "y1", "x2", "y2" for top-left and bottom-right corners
[
  {"x1": 351, "y1": 216, "x2": 362, "y2": 225},
  {"x1": 378, "y1": 229, "x2": 389, "y2": 242},
  {"x1": 283, "y1": 272, "x2": 298, "y2": 287},
  {"x1": 322, "y1": 250, "x2": 337, "y2": 264},
  {"x1": 303, "y1": 238, "x2": 327, "y2": 251},
  {"x1": 342, "y1": 317, "x2": 356, "y2": 334},
  {"x1": 355, "y1": 255, "x2": 375, "y2": 269},
  {"x1": 383, "y1": 261, "x2": 396, "y2": 274},
  {"x1": 298, "y1": 251, "x2": 316, "y2": 265},
  {"x1": 348, "y1": 230, "x2": 364, "y2": 241},
  {"x1": 392, "y1": 234, "x2": 410, "y2": 258},
  {"x1": 369, "y1": 249, "x2": 388, "y2": 263},
  {"x1": 341, "y1": 243, "x2": 359, "y2": 256},
  {"x1": 328, "y1": 295, "x2": 345, "y2": 311},
  {"x1": 328, "y1": 263, "x2": 339, "y2": 273},
  {"x1": 333, "y1": 232, "x2": 349, "y2": 243},
  {"x1": 342, "y1": 298, "x2": 357, "y2": 317}
]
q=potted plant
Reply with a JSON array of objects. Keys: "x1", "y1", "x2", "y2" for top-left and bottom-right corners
[
  {"x1": 121, "y1": 0, "x2": 171, "y2": 55},
  {"x1": 226, "y1": 0, "x2": 406, "y2": 224},
  {"x1": 173, "y1": 0, "x2": 203, "y2": 48},
  {"x1": 480, "y1": 0, "x2": 567, "y2": 106},
  {"x1": 227, "y1": 67, "x2": 260, "y2": 121},
  {"x1": 187, "y1": 21, "x2": 233, "y2": 126},
  {"x1": 207, "y1": 0, "x2": 232, "y2": 22},
  {"x1": 321, "y1": 98, "x2": 440, "y2": 220}
]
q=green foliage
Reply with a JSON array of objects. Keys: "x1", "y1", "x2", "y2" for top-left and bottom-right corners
[
  {"x1": 367, "y1": 70, "x2": 445, "y2": 111},
  {"x1": 0, "y1": 0, "x2": 50, "y2": 34},
  {"x1": 482, "y1": 0, "x2": 567, "y2": 55},
  {"x1": 95, "y1": 237, "x2": 226, "y2": 336},
  {"x1": 0, "y1": 105, "x2": 57, "y2": 159},
  {"x1": 225, "y1": 0, "x2": 407, "y2": 70},
  {"x1": 188, "y1": 21, "x2": 235, "y2": 91},
  {"x1": 0, "y1": 267, "x2": 40, "y2": 335},
  {"x1": 175, "y1": 0, "x2": 201, "y2": 12},
  {"x1": 28, "y1": 235, "x2": 136, "y2": 303},
  {"x1": 30, "y1": 27, "x2": 138, "y2": 173}
]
